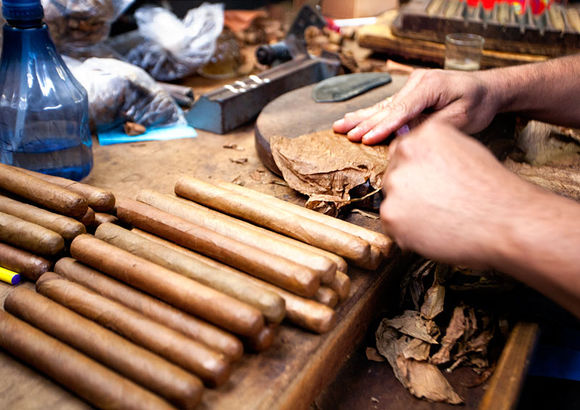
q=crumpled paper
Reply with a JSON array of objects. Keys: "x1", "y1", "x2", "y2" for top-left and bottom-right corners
[{"x1": 270, "y1": 129, "x2": 389, "y2": 215}]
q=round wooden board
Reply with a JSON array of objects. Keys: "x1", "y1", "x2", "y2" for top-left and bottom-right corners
[{"x1": 255, "y1": 74, "x2": 408, "y2": 175}]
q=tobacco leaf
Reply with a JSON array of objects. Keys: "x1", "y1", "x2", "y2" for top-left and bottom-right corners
[
  {"x1": 366, "y1": 347, "x2": 385, "y2": 362},
  {"x1": 401, "y1": 337, "x2": 431, "y2": 361},
  {"x1": 421, "y1": 284, "x2": 445, "y2": 320},
  {"x1": 376, "y1": 324, "x2": 463, "y2": 404},
  {"x1": 382, "y1": 310, "x2": 440, "y2": 344},
  {"x1": 271, "y1": 129, "x2": 389, "y2": 216},
  {"x1": 431, "y1": 306, "x2": 466, "y2": 365}
]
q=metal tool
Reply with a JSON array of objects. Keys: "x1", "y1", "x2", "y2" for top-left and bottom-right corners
[{"x1": 186, "y1": 5, "x2": 341, "y2": 134}]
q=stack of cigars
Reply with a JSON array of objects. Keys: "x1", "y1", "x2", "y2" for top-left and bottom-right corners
[{"x1": 0, "y1": 163, "x2": 393, "y2": 409}]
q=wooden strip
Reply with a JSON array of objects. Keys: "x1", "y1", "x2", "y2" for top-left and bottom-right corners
[
  {"x1": 131, "y1": 229, "x2": 336, "y2": 334},
  {"x1": 36, "y1": 272, "x2": 231, "y2": 387},
  {"x1": 479, "y1": 322, "x2": 540, "y2": 410},
  {"x1": 175, "y1": 176, "x2": 371, "y2": 264},
  {"x1": 0, "y1": 211, "x2": 64, "y2": 256},
  {"x1": 5, "y1": 287, "x2": 203, "y2": 409},
  {"x1": 19, "y1": 168, "x2": 115, "y2": 212},
  {"x1": 0, "y1": 310, "x2": 173, "y2": 410},
  {"x1": 54, "y1": 257, "x2": 243, "y2": 361},
  {"x1": 95, "y1": 223, "x2": 285, "y2": 324},
  {"x1": 0, "y1": 194, "x2": 85, "y2": 241},
  {"x1": 217, "y1": 180, "x2": 393, "y2": 258},
  {"x1": 137, "y1": 189, "x2": 336, "y2": 284},
  {"x1": 0, "y1": 163, "x2": 88, "y2": 218},
  {"x1": 116, "y1": 197, "x2": 320, "y2": 298},
  {"x1": 69, "y1": 234, "x2": 265, "y2": 338}
]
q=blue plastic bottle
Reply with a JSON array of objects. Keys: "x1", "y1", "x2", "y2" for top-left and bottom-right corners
[{"x1": 0, "y1": 0, "x2": 93, "y2": 180}]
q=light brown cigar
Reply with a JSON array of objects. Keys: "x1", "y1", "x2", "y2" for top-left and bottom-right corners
[
  {"x1": 330, "y1": 270, "x2": 351, "y2": 301},
  {"x1": 54, "y1": 257, "x2": 243, "y2": 361},
  {"x1": 0, "y1": 242, "x2": 52, "y2": 281},
  {"x1": 131, "y1": 230, "x2": 335, "y2": 334},
  {"x1": 0, "y1": 310, "x2": 173, "y2": 410},
  {"x1": 70, "y1": 234, "x2": 264, "y2": 337},
  {"x1": 79, "y1": 206, "x2": 95, "y2": 227},
  {"x1": 365, "y1": 245, "x2": 383, "y2": 270},
  {"x1": 218, "y1": 180, "x2": 393, "y2": 256},
  {"x1": 36, "y1": 272, "x2": 231, "y2": 387},
  {"x1": 95, "y1": 223, "x2": 285, "y2": 323},
  {"x1": 116, "y1": 198, "x2": 319, "y2": 297},
  {"x1": 0, "y1": 163, "x2": 88, "y2": 218},
  {"x1": 5, "y1": 287, "x2": 203, "y2": 409},
  {"x1": 315, "y1": 287, "x2": 339, "y2": 308},
  {"x1": 0, "y1": 194, "x2": 85, "y2": 241},
  {"x1": 19, "y1": 168, "x2": 115, "y2": 212},
  {"x1": 137, "y1": 190, "x2": 336, "y2": 284},
  {"x1": 175, "y1": 176, "x2": 370, "y2": 264},
  {"x1": 243, "y1": 323, "x2": 278, "y2": 352},
  {"x1": 94, "y1": 212, "x2": 118, "y2": 227},
  {"x1": 0, "y1": 212, "x2": 64, "y2": 256}
]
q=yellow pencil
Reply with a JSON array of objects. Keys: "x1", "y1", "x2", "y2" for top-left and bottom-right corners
[{"x1": 0, "y1": 266, "x2": 21, "y2": 285}]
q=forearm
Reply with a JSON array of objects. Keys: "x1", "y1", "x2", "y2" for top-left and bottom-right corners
[
  {"x1": 480, "y1": 54, "x2": 580, "y2": 127},
  {"x1": 491, "y1": 185, "x2": 580, "y2": 318}
]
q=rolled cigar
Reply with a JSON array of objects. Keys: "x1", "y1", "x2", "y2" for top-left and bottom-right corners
[
  {"x1": 95, "y1": 223, "x2": 285, "y2": 323},
  {"x1": 94, "y1": 212, "x2": 118, "y2": 227},
  {"x1": 19, "y1": 168, "x2": 115, "y2": 212},
  {"x1": 70, "y1": 234, "x2": 264, "y2": 337},
  {"x1": 79, "y1": 207, "x2": 95, "y2": 227},
  {"x1": 175, "y1": 176, "x2": 370, "y2": 264},
  {"x1": 116, "y1": 198, "x2": 320, "y2": 297},
  {"x1": 0, "y1": 163, "x2": 88, "y2": 218},
  {"x1": 0, "y1": 310, "x2": 173, "y2": 410},
  {"x1": 243, "y1": 323, "x2": 278, "y2": 352},
  {"x1": 0, "y1": 194, "x2": 85, "y2": 241},
  {"x1": 314, "y1": 287, "x2": 339, "y2": 308},
  {"x1": 5, "y1": 287, "x2": 203, "y2": 409},
  {"x1": 36, "y1": 272, "x2": 231, "y2": 387},
  {"x1": 217, "y1": 180, "x2": 393, "y2": 256},
  {"x1": 137, "y1": 190, "x2": 336, "y2": 284},
  {"x1": 330, "y1": 270, "x2": 351, "y2": 301},
  {"x1": 131, "y1": 230, "x2": 336, "y2": 334},
  {"x1": 0, "y1": 242, "x2": 52, "y2": 281},
  {"x1": 55, "y1": 257, "x2": 243, "y2": 361},
  {"x1": 0, "y1": 211, "x2": 64, "y2": 256}
]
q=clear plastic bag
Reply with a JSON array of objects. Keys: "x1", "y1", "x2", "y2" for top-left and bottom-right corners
[
  {"x1": 125, "y1": 3, "x2": 224, "y2": 81},
  {"x1": 64, "y1": 57, "x2": 184, "y2": 132},
  {"x1": 41, "y1": 0, "x2": 134, "y2": 53}
]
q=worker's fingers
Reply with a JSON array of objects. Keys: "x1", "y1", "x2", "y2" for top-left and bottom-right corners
[{"x1": 332, "y1": 102, "x2": 387, "y2": 136}]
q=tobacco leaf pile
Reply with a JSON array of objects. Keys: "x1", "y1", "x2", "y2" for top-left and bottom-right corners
[{"x1": 374, "y1": 260, "x2": 515, "y2": 404}]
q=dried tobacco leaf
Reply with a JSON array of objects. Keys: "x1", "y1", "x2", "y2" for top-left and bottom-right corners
[
  {"x1": 431, "y1": 306, "x2": 466, "y2": 365},
  {"x1": 421, "y1": 284, "x2": 445, "y2": 320},
  {"x1": 366, "y1": 347, "x2": 385, "y2": 362},
  {"x1": 383, "y1": 310, "x2": 440, "y2": 344},
  {"x1": 401, "y1": 337, "x2": 430, "y2": 361},
  {"x1": 270, "y1": 129, "x2": 389, "y2": 216},
  {"x1": 376, "y1": 323, "x2": 463, "y2": 404}
]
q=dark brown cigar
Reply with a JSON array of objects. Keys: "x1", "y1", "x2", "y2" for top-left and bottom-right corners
[
  {"x1": 116, "y1": 197, "x2": 320, "y2": 297},
  {"x1": 0, "y1": 211, "x2": 64, "y2": 256},
  {"x1": 70, "y1": 234, "x2": 264, "y2": 337},
  {"x1": 54, "y1": 257, "x2": 243, "y2": 361},
  {"x1": 131, "y1": 229, "x2": 335, "y2": 334},
  {"x1": 0, "y1": 194, "x2": 85, "y2": 241},
  {"x1": 0, "y1": 310, "x2": 174, "y2": 410},
  {"x1": 0, "y1": 242, "x2": 52, "y2": 281},
  {"x1": 36, "y1": 272, "x2": 231, "y2": 387},
  {"x1": 93, "y1": 212, "x2": 118, "y2": 227},
  {"x1": 19, "y1": 168, "x2": 115, "y2": 212},
  {"x1": 243, "y1": 323, "x2": 278, "y2": 352},
  {"x1": 175, "y1": 176, "x2": 371, "y2": 264},
  {"x1": 0, "y1": 163, "x2": 87, "y2": 218},
  {"x1": 95, "y1": 223, "x2": 285, "y2": 324},
  {"x1": 5, "y1": 287, "x2": 203, "y2": 409}
]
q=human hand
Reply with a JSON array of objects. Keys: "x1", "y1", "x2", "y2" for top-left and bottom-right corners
[
  {"x1": 380, "y1": 119, "x2": 540, "y2": 269},
  {"x1": 332, "y1": 69, "x2": 501, "y2": 145}
]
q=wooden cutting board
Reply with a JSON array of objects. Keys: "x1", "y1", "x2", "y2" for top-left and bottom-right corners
[{"x1": 255, "y1": 74, "x2": 409, "y2": 175}]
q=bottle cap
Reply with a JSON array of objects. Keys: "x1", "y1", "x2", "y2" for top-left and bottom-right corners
[{"x1": 2, "y1": 0, "x2": 44, "y2": 21}]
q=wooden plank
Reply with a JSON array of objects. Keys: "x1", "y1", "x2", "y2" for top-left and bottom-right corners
[
  {"x1": 358, "y1": 11, "x2": 548, "y2": 68},
  {"x1": 479, "y1": 322, "x2": 540, "y2": 410}
]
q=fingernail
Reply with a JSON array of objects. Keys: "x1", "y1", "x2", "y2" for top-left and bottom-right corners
[
  {"x1": 347, "y1": 128, "x2": 360, "y2": 138},
  {"x1": 361, "y1": 131, "x2": 375, "y2": 144},
  {"x1": 333, "y1": 119, "x2": 344, "y2": 128}
]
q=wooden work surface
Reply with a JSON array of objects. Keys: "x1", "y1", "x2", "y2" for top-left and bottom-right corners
[{"x1": 0, "y1": 73, "x2": 540, "y2": 410}]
